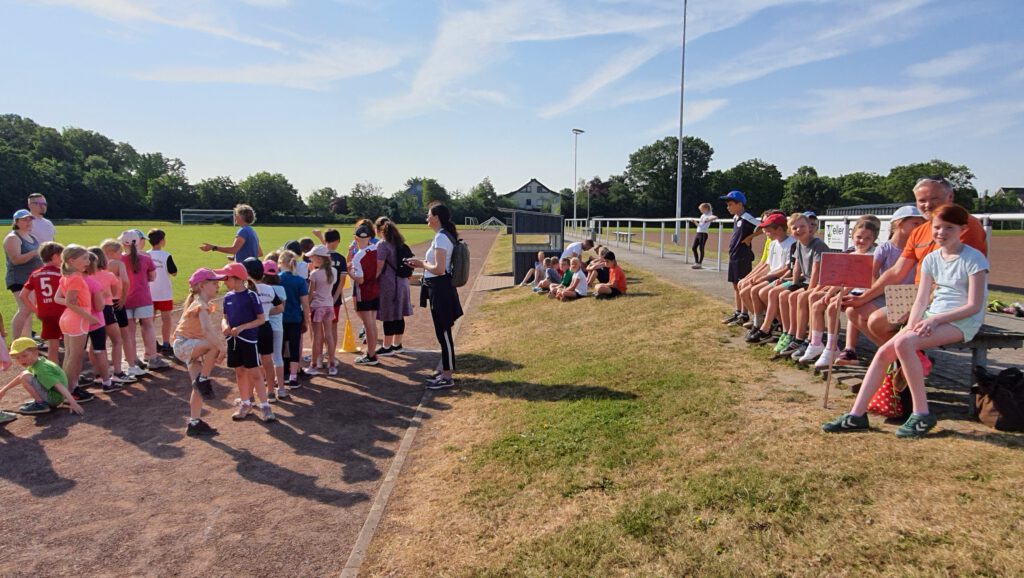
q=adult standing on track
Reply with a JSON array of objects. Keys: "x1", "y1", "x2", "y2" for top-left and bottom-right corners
[
  {"x1": 374, "y1": 218, "x2": 413, "y2": 356},
  {"x1": 5, "y1": 210, "x2": 44, "y2": 338},
  {"x1": 27, "y1": 193, "x2": 56, "y2": 243},
  {"x1": 406, "y1": 203, "x2": 462, "y2": 390},
  {"x1": 199, "y1": 204, "x2": 262, "y2": 263}
]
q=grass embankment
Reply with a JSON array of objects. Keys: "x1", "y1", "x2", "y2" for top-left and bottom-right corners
[
  {"x1": 365, "y1": 234, "x2": 1024, "y2": 576},
  {"x1": 5, "y1": 221, "x2": 433, "y2": 323}
]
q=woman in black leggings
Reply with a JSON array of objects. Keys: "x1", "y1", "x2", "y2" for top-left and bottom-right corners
[
  {"x1": 691, "y1": 202, "x2": 715, "y2": 269},
  {"x1": 406, "y1": 204, "x2": 463, "y2": 390}
]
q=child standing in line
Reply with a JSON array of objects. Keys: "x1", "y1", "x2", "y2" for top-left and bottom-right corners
[
  {"x1": 88, "y1": 247, "x2": 130, "y2": 386},
  {"x1": 20, "y1": 242, "x2": 65, "y2": 364},
  {"x1": 262, "y1": 260, "x2": 290, "y2": 401},
  {"x1": 349, "y1": 225, "x2": 380, "y2": 366},
  {"x1": 53, "y1": 245, "x2": 97, "y2": 403},
  {"x1": 0, "y1": 337, "x2": 84, "y2": 415},
  {"x1": 305, "y1": 246, "x2": 337, "y2": 375},
  {"x1": 720, "y1": 191, "x2": 760, "y2": 325},
  {"x1": 691, "y1": 202, "x2": 717, "y2": 269},
  {"x1": 313, "y1": 228, "x2": 348, "y2": 374},
  {"x1": 147, "y1": 229, "x2": 178, "y2": 356},
  {"x1": 243, "y1": 258, "x2": 283, "y2": 401},
  {"x1": 823, "y1": 205, "x2": 988, "y2": 438},
  {"x1": 555, "y1": 257, "x2": 588, "y2": 301},
  {"x1": 83, "y1": 253, "x2": 116, "y2": 392},
  {"x1": 100, "y1": 239, "x2": 134, "y2": 383},
  {"x1": 217, "y1": 263, "x2": 275, "y2": 423},
  {"x1": 118, "y1": 230, "x2": 168, "y2": 376},
  {"x1": 173, "y1": 268, "x2": 226, "y2": 436},
  {"x1": 277, "y1": 250, "x2": 311, "y2": 389}
]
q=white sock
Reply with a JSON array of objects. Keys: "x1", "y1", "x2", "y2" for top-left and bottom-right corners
[
  {"x1": 825, "y1": 333, "x2": 836, "y2": 350},
  {"x1": 810, "y1": 331, "x2": 823, "y2": 347}
]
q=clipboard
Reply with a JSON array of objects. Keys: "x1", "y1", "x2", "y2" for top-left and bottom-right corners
[{"x1": 884, "y1": 284, "x2": 918, "y2": 324}]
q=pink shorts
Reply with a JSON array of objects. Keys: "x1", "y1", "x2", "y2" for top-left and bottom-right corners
[
  {"x1": 59, "y1": 312, "x2": 90, "y2": 337},
  {"x1": 311, "y1": 306, "x2": 336, "y2": 323}
]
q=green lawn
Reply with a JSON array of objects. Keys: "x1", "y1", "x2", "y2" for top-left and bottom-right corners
[{"x1": 4, "y1": 220, "x2": 434, "y2": 324}]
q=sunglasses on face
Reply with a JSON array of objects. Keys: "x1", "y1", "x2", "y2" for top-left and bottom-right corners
[{"x1": 31, "y1": 201, "x2": 47, "y2": 206}]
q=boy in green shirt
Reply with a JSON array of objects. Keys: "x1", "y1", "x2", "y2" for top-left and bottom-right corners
[{"x1": 0, "y1": 337, "x2": 84, "y2": 415}]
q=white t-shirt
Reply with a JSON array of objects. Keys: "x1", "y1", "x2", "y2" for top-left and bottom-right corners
[
  {"x1": 696, "y1": 213, "x2": 716, "y2": 234},
  {"x1": 268, "y1": 285, "x2": 287, "y2": 331},
  {"x1": 572, "y1": 270, "x2": 588, "y2": 296},
  {"x1": 561, "y1": 241, "x2": 584, "y2": 260},
  {"x1": 767, "y1": 236, "x2": 796, "y2": 273},
  {"x1": 921, "y1": 245, "x2": 989, "y2": 329},
  {"x1": 295, "y1": 260, "x2": 309, "y2": 280},
  {"x1": 31, "y1": 216, "x2": 56, "y2": 243},
  {"x1": 424, "y1": 230, "x2": 454, "y2": 279},
  {"x1": 147, "y1": 249, "x2": 174, "y2": 302},
  {"x1": 254, "y1": 282, "x2": 277, "y2": 318}
]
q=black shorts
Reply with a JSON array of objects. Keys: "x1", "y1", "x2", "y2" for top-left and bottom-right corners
[
  {"x1": 727, "y1": 256, "x2": 754, "y2": 283},
  {"x1": 596, "y1": 268, "x2": 610, "y2": 284},
  {"x1": 8, "y1": 283, "x2": 24, "y2": 293},
  {"x1": 102, "y1": 305, "x2": 117, "y2": 327},
  {"x1": 282, "y1": 322, "x2": 302, "y2": 364},
  {"x1": 608, "y1": 287, "x2": 622, "y2": 297},
  {"x1": 356, "y1": 298, "x2": 380, "y2": 312},
  {"x1": 227, "y1": 337, "x2": 261, "y2": 369},
  {"x1": 88, "y1": 326, "x2": 107, "y2": 351},
  {"x1": 112, "y1": 301, "x2": 129, "y2": 328},
  {"x1": 257, "y1": 322, "x2": 274, "y2": 356}
]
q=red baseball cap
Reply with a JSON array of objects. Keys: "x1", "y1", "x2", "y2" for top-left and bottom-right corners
[
  {"x1": 214, "y1": 262, "x2": 249, "y2": 280},
  {"x1": 759, "y1": 213, "x2": 787, "y2": 228}
]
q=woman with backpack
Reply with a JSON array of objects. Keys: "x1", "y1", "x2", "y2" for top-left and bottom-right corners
[
  {"x1": 406, "y1": 203, "x2": 463, "y2": 390},
  {"x1": 375, "y1": 218, "x2": 414, "y2": 356}
]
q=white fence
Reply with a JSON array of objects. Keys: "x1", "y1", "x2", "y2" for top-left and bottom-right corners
[{"x1": 565, "y1": 213, "x2": 1024, "y2": 273}]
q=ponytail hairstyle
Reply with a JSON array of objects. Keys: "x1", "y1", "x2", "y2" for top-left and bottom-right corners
[
  {"x1": 87, "y1": 246, "x2": 107, "y2": 270},
  {"x1": 244, "y1": 278, "x2": 257, "y2": 292},
  {"x1": 60, "y1": 244, "x2": 90, "y2": 275},
  {"x1": 316, "y1": 255, "x2": 334, "y2": 286},
  {"x1": 355, "y1": 218, "x2": 377, "y2": 240},
  {"x1": 85, "y1": 252, "x2": 98, "y2": 275},
  {"x1": 429, "y1": 203, "x2": 458, "y2": 238},
  {"x1": 182, "y1": 284, "x2": 200, "y2": 313},
  {"x1": 119, "y1": 230, "x2": 142, "y2": 273},
  {"x1": 278, "y1": 250, "x2": 298, "y2": 273},
  {"x1": 377, "y1": 220, "x2": 406, "y2": 248}
]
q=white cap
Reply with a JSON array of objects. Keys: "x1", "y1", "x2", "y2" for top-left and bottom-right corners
[
  {"x1": 305, "y1": 245, "x2": 330, "y2": 258},
  {"x1": 890, "y1": 205, "x2": 924, "y2": 222}
]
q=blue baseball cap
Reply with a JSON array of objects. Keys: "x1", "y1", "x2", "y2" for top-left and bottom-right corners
[
  {"x1": 719, "y1": 190, "x2": 746, "y2": 204},
  {"x1": 803, "y1": 211, "x2": 817, "y2": 219},
  {"x1": 12, "y1": 209, "x2": 33, "y2": 220}
]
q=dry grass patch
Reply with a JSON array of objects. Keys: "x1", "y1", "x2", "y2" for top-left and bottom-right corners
[{"x1": 363, "y1": 234, "x2": 1024, "y2": 577}]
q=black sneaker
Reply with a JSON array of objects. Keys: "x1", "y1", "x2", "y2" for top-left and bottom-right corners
[
  {"x1": 186, "y1": 419, "x2": 219, "y2": 437},
  {"x1": 376, "y1": 346, "x2": 395, "y2": 357},
  {"x1": 745, "y1": 328, "x2": 771, "y2": 344},
  {"x1": 78, "y1": 374, "x2": 94, "y2": 387},
  {"x1": 267, "y1": 390, "x2": 278, "y2": 403},
  {"x1": 112, "y1": 371, "x2": 137, "y2": 384},
  {"x1": 101, "y1": 381, "x2": 124, "y2": 393},
  {"x1": 193, "y1": 377, "x2": 215, "y2": 400},
  {"x1": 426, "y1": 377, "x2": 455, "y2": 390},
  {"x1": 790, "y1": 342, "x2": 809, "y2": 361},
  {"x1": 721, "y1": 311, "x2": 742, "y2": 325},
  {"x1": 287, "y1": 379, "x2": 301, "y2": 390},
  {"x1": 71, "y1": 387, "x2": 95, "y2": 403},
  {"x1": 390, "y1": 344, "x2": 404, "y2": 354},
  {"x1": 822, "y1": 413, "x2": 869, "y2": 433},
  {"x1": 727, "y1": 313, "x2": 750, "y2": 327},
  {"x1": 354, "y1": 355, "x2": 379, "y2": 366}
]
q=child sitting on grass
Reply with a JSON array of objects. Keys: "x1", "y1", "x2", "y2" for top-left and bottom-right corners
[
  {"x1": 585, "y1": 246, "x2": 611, "y2": 287},
  {"x1": 0, "y1": 337, "x2": 84, "y2": 416},
  {"x1": 534, "y1": 257, "x2": 561, "y2": 292},
  {"x1": 593, "y1": 252, "x2": 627, "y2": 298},
  {"x1": 547, "y1": 258, "x2": 573, "y2": 298},
  {"x1": 552, "y1": 257, "x2": 588, "y2": 301},
  {"x1": 519, "y1": 250, "x2": 546, "y2": 287}
]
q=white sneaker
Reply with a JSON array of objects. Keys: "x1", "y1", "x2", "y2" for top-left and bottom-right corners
[
  {"x1": 328, "y1": 364, "x2": 338, "y2": 376},
  {"x1": 127, "y1": 366, "x2": 148, "y2": 377},
  {"x1": 147, "y1": 356, "x2": 170, "y2": 369},
  {"x1": 798, "y1": 344, "x2": 826, "y2": 365},
  {"x1": 814, "y1": 347, "x2": 837, "y2": 370},
  {"x1": 305, "y1": 366, "x2": 323, "y2": 376}
]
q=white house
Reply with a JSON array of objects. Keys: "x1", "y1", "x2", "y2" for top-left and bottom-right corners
[{"x1": 503, "y1": 178, "x2": 563, "y2": 212}]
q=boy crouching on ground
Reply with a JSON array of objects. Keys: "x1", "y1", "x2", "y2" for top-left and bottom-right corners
[{"x1": 0, "y1": 337, "x2": 84, "y2": 416}]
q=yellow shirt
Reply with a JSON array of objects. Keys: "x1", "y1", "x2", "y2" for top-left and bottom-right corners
[{"x1": 760, "y1": 239, "x2": 773, "y2": 264}]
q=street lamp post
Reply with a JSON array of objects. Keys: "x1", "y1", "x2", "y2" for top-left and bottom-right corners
[
  {"x1": 572, "y1": 128, "x2": 585, "y2": 229},
  {"x1": 674, "y1": 0, "x2": 688, "y2": 244}
]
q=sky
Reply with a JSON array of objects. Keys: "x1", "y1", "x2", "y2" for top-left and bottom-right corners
[{"x1": 2, "y1": 0, "x2": 1022, "y2": 203}]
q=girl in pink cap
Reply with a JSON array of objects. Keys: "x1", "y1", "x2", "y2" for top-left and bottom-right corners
[{"x1": 173, "y1": 268, "x2": 226, "y2": 437}]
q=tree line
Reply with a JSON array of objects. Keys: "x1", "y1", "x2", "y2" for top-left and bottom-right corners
[{"x1": 2, "y1": 114, "x2": 1018, "y2": 224}]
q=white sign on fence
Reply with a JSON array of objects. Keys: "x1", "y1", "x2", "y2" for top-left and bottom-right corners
[{"x1": 823, "y1": 220, "x2": 892, "y2": 250}]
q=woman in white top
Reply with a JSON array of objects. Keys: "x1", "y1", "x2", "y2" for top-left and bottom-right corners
[
  {"x1": 691, "y1": 202, "x2": 716, "y2": 269},
  {"x1": 406, "y1": 204, "x2": 463, "y2": 390}
]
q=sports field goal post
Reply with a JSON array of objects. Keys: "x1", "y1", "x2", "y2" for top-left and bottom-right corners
[
  {"x1": 464, "y1": 216, "x2": 479, "y2": 226},
  {"x1": 479, "y1": 216, "x2": 505, "y2": 231},
  {"x1": 180, "y1": 209, "x2": 235, "y2": 225}
]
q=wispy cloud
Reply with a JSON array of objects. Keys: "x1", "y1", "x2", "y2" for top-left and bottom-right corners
[
  {"x1": 646, "y1": 99, "x2": 728, "y2": 136},
  {"x1": 907, "y1": 43, "x2": 1021, "y2": 79},
  {"x1": 797, "y1": 83, "x2": 974, "y2": 134}
]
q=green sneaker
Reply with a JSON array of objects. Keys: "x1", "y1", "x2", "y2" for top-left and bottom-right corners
[
  {"x1": 821, "y1": 413, "x2": 869, "y2": 433},
  {"x1": 774, "y1": 333, "x2": 792, "y2": 353},
  {"x1": 896, "y1": 413, "x2": 938, "y2": 439}
]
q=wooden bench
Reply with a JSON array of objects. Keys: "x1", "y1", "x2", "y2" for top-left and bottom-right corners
[{"x1": 941, "y1": 324, "x2": 1024, "y2": 415}]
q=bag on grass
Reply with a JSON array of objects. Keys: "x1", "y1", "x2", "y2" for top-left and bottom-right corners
[
  {"x1": 867, "y1": 362, "x2": 911, "y2": 419},
  {"x1": 973, "y1": 367, "x2": 1024, "y2": 432}
]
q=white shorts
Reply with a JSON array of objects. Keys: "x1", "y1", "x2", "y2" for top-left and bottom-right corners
[
  {"x1": 173, "y1": 337, "x2": 206, "y2": 362},
  {"x1": 126, "y1": 305, "x2": 154, "y2": 320}
]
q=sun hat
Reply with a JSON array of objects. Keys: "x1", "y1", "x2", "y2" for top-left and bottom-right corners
[
  {"x1": 305, "y1": 245, "x2": 330, "y2": 258},
  {"x1": 12, "y1": 209, "x2": 33, "y2": 220},
  {"x1": 214, "y1": 262, "x2": 248, "y2": 281},
  {"x1": 119, "y1": 229, "x2": 144, "y2": 246},
  {"x1": 189, "y1": 268, "x2": 225, "y2": 288},
  {"x1": 263, "y1": 259, "x2": 279, "y2": 275},
  {"x1": 9, "y1": 337, "x2": 39, "y2": 355},
  {"x1": 759, "y1": 213, "x2": 788, "y2": 228},
  {"x1": 890, "y1": 205, "x2": 924, "y2": 222},
  {"x1": 719, "y1": 190, "x2": 747, "y2": 204}
]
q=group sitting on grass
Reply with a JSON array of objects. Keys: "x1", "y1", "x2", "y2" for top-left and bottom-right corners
[
  {"x1": 0, "y1": 203, "x2": 463, "y2": 435},
  {"x1": 520, "y1": 244, "x2": 627, "y2": 300},
  {"x1": 719, "y1": 178, "x2": 989, "y2": 438}
]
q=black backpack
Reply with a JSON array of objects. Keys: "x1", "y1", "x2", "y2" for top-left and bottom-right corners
[{"x1": 394, "y1": 243, "x2": 415, "y2": 278}]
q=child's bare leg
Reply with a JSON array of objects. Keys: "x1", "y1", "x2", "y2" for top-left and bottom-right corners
[
  {"x1": 47, "y1": 339, "x2": 60, "y2": 364},
  {"x1": 252, "y1": 365, "x2": 268, "y2": 403},
  {"x1": 160, "y1": 310, "x2": 172, "y2": 346},
  {"x1": 122, "y1": 322, "x2": 137, "y2": 366},
  {"x1": 140, "y1": 318, "x2": 157, "y2": 360},
  {"x1": 63, "y1": 334, "x2": 87, "y2": 389},
  {"x1": 235, "y1": 367, "x2": 251, "y2": 401},
  {"x1": 107, "y1": 324, "x2": 123, "y2": 373},
  {"x1": 328, "y1": 320, "x2": 339, "y2": 368},
  {"x1": 311, "y1": 323, "x2": 324, "y2": 367}
]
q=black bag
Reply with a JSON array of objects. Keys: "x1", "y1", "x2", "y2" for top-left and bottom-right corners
[
  {"x1": 974, "y1": 366, "x2": 1024, "y2": 432},
  {"x1": 394, "y1": 243, "x2": 415, "y2": 278}
]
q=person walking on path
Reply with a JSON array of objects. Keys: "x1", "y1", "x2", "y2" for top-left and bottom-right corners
[
  {"x1": 27, "y1": 194, "x2": 56, "y2": 243},
  {"x1": 406, "y1": 203, "x2": 463, "y2": 390},
  {"x1": 5, "y1": 209, "x2": 44, "y2": 338},
  {"x1": 199, "y1": 204, "x2": 262, "y2": 263},
  {"x1": 374, "y1": 219, "x2": 413, "y2": 356}
]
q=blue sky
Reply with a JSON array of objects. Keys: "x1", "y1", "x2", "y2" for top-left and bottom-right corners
[{"x1": 2, "y1": 0, "x2": 1022, "y2": 203}]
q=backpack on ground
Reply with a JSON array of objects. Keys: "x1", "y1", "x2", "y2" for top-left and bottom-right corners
[
  {"x1": 443, "y1": 230, "x2": 470, "y2": 288},
  {"x1": 974, "y1": 366, "x2": 1024, "y2": 431},
  {"x1": 394, "y1": 243, "x2": 415, "y2": 278}
]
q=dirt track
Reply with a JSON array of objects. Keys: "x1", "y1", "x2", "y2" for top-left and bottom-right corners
[{"x1": 0, "y1": 230, "x2": 498, "y2": 577}]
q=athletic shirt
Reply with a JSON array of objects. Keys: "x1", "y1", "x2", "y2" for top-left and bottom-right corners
[
  {"x1": 4, "y1": 231, "x2": 43, "y2": 288},
  {"x1": 696, "y1": 213, "x2": 716, "y2": 234},
  {"x1": 84, "y1": 275, "x2": 104, "y2": 331},
  {"x1": 792, "y1": 238, "x2": 829, "y2": 283},
  {"x1": 119, "y1": 252, "x2": 156, "y2": 308},
  {"x1": 729, "y1": 212, "x2": 760, "y2": 258},
  {"x1": 279, "y1": 271, "x2": 309, "y2": 323},
  {"x1": 572, "y1": 270, "x2": 588, "y2": 296},
  {"x1": 59, "y1": 274, "x2": 91, "y2": 314},
  {"x1": 253, "y1": 282, "x2": 279, "y2": 319},
  {"x1": 93, "y1": 270, "x2": 119, "y2": 306},
  {"x1": 30, "y1": 216, "x2": 56, "y2": 243},
  {"x1": 767, "y1": 237, "x2": 796, "y2": 272},
  {"x1": 23, "y1": 265, "x2": 64, "y2": 319},
  {"x1": 222, "y1": 289, "x2": 262, "y2": 342},
  {"x1": 309, "y1": 267, "x2": 334, "y2": 309},
  {"x1": 176, "y1": 300, "x2": 215, "y2": 340},
  {"x1": 329, "y1": 251, "x2": 347, "y2": 306},
  {"x1": 234, "y1": 225, "x2": 260, "y2": 263},
  {"x1": 268, "y1": 285, "x2": 287, "y2": 331},
  {"x1": 350, "y1": 245, "x2": 379, "y2": 302},
  {"x1": 424, "y1": 231, "x2": 453, "y2": 279},
  {"x1": 147, "y1": 249, "x2": 176, "y2": 302}
]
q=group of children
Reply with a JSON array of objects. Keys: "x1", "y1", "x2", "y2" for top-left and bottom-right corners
[
  {"x1": 0, "y1": 218, "x2": 413, "y2": 437},
  {"x1": 519, "y1": 245, "x2": 628, "y2": 300}
]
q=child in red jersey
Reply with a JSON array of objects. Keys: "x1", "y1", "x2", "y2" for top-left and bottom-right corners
[{"x1": 20, "y1": 242, "x2": 65, "y2": 363}]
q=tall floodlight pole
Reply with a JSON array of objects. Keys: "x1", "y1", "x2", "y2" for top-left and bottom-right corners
[
  {"x1": 572, "y1": 128, "x2": 585, "y2": 224},
  {"x1": 674, "y1": 0, "x2": 688, "y2": 244}
]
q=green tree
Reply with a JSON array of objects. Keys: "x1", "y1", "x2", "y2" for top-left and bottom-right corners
[
  {"x1": 195, "y1": 176, "x2": 238, "y2": 209},
  {"x1": 238, "y1": 172, "x2": 304, "y2": 215},
  {"x1": 148, "y1": 173, "x2": 195, "y2": 219},
  {"x1": 880, "y1": 160, "x2": 977, "y2": 206},
  {"x1": 403, "y1": 177, "x2": 450, "y2": 208},
  {"x1": 307, "y1": 186, "x2": 339, "y2": 217},
  {"x1": 623, "y1": 136, "x2": 713, "y2": 217},
  {"x1": 714, "y1": 159, "x2": 784, "y2": 216},
  {"x1": 779, "y1": 166, "x2": 840, "y2": 215},
  {"x1": 349, "y1": 181, "x2": 390, "y2": 218}
]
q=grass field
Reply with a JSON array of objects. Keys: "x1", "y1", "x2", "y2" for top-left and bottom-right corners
[
  {"x1": 3, "y1": 220, "x2": 434, "y2": 325},
  {"x1": 365, "y1": 233, "x2": 1024, "y2": 576}
]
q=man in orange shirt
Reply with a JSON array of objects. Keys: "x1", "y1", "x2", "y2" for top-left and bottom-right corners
[
  {"x1": 594, "y1": 251, "x2": 627, "y2": 298},
  {"x1": 844, "y1": 177, "x2": 987, "y2": 345}
]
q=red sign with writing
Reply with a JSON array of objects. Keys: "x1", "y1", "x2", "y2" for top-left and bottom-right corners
[{"x1": 818, "y1": 253, "x2": 874, "y2": 288}]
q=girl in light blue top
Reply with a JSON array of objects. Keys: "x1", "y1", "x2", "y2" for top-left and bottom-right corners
[{"x1": 823, "y1": 204, "x2": 988, "y2": 439}]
